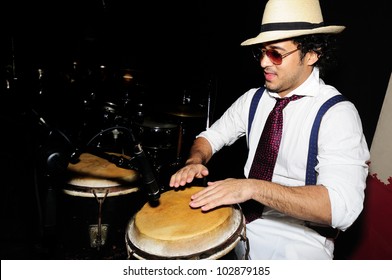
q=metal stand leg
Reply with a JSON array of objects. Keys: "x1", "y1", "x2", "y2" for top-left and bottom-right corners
[
  {"x1": 89, "y1": 190, "x2": 109, "y2": 249},
  {"x1": 176, "y1": 121, "x2": 184, "y2": 163}
]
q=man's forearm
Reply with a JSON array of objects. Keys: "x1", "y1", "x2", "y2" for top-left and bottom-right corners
[{"x1": 185, "y1": 137, "x2": 213, "y2": 165}]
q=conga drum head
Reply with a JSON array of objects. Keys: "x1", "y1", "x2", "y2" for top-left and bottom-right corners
[
  {"x1": 126, "y1": 186, "x2": 245, "y2": 259},
  {"x1": 64, "y1": 152, "x2": 139, "y2": 197}
]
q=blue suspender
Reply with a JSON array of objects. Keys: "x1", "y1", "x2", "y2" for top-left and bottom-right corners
[
  {"x1": 248, "y1": 86, "x2": 265, "y2": 142},
  {"x1": 305, "y1": 94, "x2": 347, "y2": 184},
  {"x1": 247, "y1": 87, "x2": 347, "y2": 184}
]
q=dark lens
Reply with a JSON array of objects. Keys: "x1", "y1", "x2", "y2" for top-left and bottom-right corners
[{"x1": 266, "y1": 50, "x2": 282, "y2": 65}]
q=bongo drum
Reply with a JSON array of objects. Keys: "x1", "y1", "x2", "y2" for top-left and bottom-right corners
[
  {"x1": 125, "y1": 186, "x2": 247, "y2": 259},
  {"x1": 64, "y1": 152, "x2": 140, "y2": 198}
]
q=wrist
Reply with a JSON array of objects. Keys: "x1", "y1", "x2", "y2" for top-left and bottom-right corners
[{"x1": 185, "y1": 159, "x2": 204, "y2": 166}]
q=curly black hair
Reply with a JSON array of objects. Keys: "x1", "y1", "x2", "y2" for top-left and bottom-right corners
[{"x1": 293, "y1": 34, "x2": 341, "y2": 78}]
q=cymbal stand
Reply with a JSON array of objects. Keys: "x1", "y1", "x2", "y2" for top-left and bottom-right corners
[
  {"x1": 174, "y1": 121, "x2": 184, "y2": 166},
  {"x1": 206, "y1": 86, "x2": 211, "y2": 129}
]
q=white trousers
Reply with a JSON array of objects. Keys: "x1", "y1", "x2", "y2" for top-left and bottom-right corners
[{"x1": 235, "y1": 217, "x2": 335, "y2": 260}]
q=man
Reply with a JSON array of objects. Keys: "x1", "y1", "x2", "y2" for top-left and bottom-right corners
[{"x1": 169, "y1": 0, "x2": 370, "y2": 259}]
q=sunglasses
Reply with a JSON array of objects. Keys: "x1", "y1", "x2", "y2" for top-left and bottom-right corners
[{"x1": 252, "y1": 47, "x2": 299, "y2": 65}]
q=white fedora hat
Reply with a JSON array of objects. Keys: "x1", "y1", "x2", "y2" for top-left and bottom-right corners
[{"x1": 241, "y1": 0, "x2": 345, "y2": 46}]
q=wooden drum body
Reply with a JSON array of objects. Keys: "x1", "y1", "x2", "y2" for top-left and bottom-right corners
[{"x1": 125, "y1": 186, "x2": 246, "y2": 260}]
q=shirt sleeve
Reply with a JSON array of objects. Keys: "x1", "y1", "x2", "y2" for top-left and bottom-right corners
[
  {"x1": 316, "y1": 101, "x2": 370, "y2": 231},
  {"x1": 198, "y1": 89, "x2": 257, "y2": 154}
]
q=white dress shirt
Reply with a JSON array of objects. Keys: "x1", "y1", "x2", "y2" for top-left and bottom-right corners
[{"x1": 198, "y1": 68, "x2": 370, "y2": 259}]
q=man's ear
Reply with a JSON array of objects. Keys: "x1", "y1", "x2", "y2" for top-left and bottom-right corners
[{"x1": 306, "y1": 50, "x2": 320, "y2": 66}]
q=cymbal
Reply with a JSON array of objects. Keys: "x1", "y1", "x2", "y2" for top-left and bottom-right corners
[{"x1": 164, "y1": 104, "x2": 206, "y2": 118}]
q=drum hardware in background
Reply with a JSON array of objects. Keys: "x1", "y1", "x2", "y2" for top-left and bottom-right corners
[
  {"x1": 27, "y1": 66, "x2": 219, "y2": 256},
  {"x1": 64, "y1": 152, "x2": 140, "y2": 251},
  {"x1": 89, "y1": 223, "x2": 109, "y2": 249},
  {"x1": 68, "y1": 126, "x2": 161, "y2": 251},
  {"x1": 160, "y1": 103, "x2": 208, "y2": 169},
  {"x1": 84, "y1": 126, "x2": 160, "y2": 202},
  {"x1": 33, "y1": 110, "x2": 162, "y2": 250},
  {"x1": 132, "y1": 116, "x2": 179, "y2": 178},
  {"x1": 90, "y1": 190, "x2": 109, "y2": 249},
  {"x1": 33, "y1": 106, "x2": 163, "y2": 203},
  {"x1": 176, "y1": 121, "x2": 184, "y2": 164}
]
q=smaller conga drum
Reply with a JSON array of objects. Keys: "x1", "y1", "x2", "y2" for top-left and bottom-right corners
[
  {"x1": 125, "y1": 186, "x2": 247, "y2": 259},
  {"x1": 63, "y1": 152, "x2": 141, "y2": 248},
  {"x1": 64, "y1": 152, "x2": 140, "y2": 198}
]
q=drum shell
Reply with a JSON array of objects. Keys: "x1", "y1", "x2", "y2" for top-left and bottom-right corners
[
  {"x1": 59, "y1": 190, "x2": 144, "y2": 241},
  {"x1": 58, "y1": 152, "x2": 145, "y2": 252},
  {"x1": 133, "y1": 118, "x2": 178, "y2": 150}
]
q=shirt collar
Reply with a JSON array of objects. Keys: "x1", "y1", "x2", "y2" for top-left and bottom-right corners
[{"x1": 267, "y1": 67, "x2": 321, "y2": 99}]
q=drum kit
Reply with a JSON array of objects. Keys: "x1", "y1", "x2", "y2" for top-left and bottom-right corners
[{"x1": 55, "y1": 68, "x2": 249, "y2": 259}]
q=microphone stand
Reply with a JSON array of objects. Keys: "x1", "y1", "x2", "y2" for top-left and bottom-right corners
[{"x1": 31, "y1": 109, "x2": 82, "y2": 249}]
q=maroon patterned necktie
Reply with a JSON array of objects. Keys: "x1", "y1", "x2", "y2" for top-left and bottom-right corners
[{"x1": 243, "y1": 95, "x2": 303, "y2": 223}]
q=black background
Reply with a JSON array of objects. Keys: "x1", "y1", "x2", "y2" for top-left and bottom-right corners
[{"x1": 2, "y1": 0, "x2": 391, "y2": 142}]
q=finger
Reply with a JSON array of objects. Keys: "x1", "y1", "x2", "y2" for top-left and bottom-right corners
[
  {"x1": 190, "y1": 185, "x2": 222, "y2": 209},
  {"x1": 196, "y1": 168, "x2": 209, "y2": 178},
  {"x1": 190, "y1": 183, "x2": 216, "y2": 199},
  {"x1": 169, "y1": 169, "x2": 188, "y2": 187},
  {"x1": 169, "y1": 166, "x2": 197, "y2": 187},
  {"x1": 190, "y1": 194, "x2": 221, "y2": 212}
]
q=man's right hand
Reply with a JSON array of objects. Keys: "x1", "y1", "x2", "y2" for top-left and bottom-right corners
[{"x1": 169, "y1": 163, "x2": 209, "y2": 188}]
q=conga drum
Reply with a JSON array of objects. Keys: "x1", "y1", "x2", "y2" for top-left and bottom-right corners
[
  {"x1": 64, "y1": 152, "x2": 140, "y2": 198},
  {"x1": 125, "y1": 186, "x2": 247, "y2": 259},
  {"x1": 63, "y1": 152, "x2": 141, "y2": 248}
]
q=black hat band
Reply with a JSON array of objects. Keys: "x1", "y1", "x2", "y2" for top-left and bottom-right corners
[{"x1": 260, "y1": 21, "x2": 325, "y2": 32}]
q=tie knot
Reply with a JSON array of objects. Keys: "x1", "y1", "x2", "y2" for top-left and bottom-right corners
[{"x1": 275, "y1": 95, "x2": 303, "y2": 109}]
